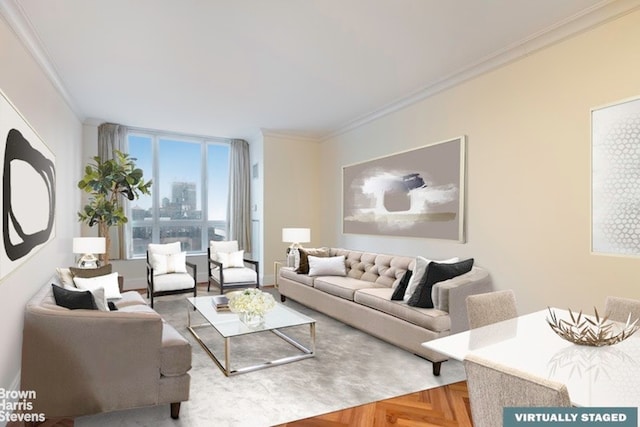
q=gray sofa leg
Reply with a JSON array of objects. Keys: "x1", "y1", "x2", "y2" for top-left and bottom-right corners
[
  {"x1": 432, "y1": 361, "x2": 442, "y2": 376},
  {"x1": 171, "y1": 402, "x2": 181, "y2": 419},
  {"x1": 280, "y1": 295, "x2": 286, "y2": 302}
]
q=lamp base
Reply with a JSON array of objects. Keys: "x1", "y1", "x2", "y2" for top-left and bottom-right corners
[{"x1": 77, "y1": 254, "x2": 100, "y2": 269}]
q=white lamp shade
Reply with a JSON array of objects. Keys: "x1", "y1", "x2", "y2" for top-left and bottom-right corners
[
  {"x1": 282, "y1": 228, "x2": 311, "y2": 244},
  {"x1": 72, "y1": 237, "x2": 106, "y2": 254}
]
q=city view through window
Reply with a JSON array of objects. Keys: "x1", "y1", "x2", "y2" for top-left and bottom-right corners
[{"x1": 127, "y1": 133, "x2": 230, "y2": 257}]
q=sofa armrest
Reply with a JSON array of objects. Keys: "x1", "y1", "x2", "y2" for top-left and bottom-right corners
[
  {"x1": 448, "y1": 275, "x2": 493, "y2": 334},
  {"x1": 21, "y1": 306, "x2": 164, "y2": 418}
]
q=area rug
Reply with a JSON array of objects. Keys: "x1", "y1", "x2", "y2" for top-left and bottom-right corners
[{"x1": 76, "y1": 288, "x2": 466, "y2": 427}]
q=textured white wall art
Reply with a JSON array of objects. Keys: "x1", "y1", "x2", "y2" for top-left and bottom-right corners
[
  {"x1": 0, "y1": 90, "x2": 56, "y2": 281},
  {"x1": 592, "y1": 96, "x2": 640, "y2": 256},
  {"x1": 343, "y1": 136, "x2": 465, "y2": 241}
]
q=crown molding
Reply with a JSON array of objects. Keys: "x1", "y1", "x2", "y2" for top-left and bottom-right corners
[
  {"x1": 322, "y1": 0, "x2": 640, "y2": 141},
  {"x1": 0, "y1": 0, "x2": 83, "y2": 120},
  {"x1": 261, "y1": 129, "x2": 322, "y2": 143}
]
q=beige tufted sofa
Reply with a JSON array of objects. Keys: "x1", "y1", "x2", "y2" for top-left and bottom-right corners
[{"x1": 278, "y1": 248, "x2": 491, "y2": 375}]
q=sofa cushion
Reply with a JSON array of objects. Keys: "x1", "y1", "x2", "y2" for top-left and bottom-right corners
[
  {"x1": 280, "y1": 267, "x2": 315, "y2": 287},
  {"x1": 152, "y1": 272, "x2": 195, "y2": 292},
  {"x1": 354, "y1": 287, "x2": 451, "y2": 333},
  {"x1": 314, "y1": 276, "x2": 386, "y2": 301},
  {"x1": 160, "y1": 322, "x2": 191, "y2": 377},
  {"x1": 73, "y1": 272, "x2": 122, "y2": 300},
  {"x1": 55, "y1": 267, "x2": 74, "y2": 287},
  {"x1": 404, "y1": 257, "x2": 459, "y2": 301},
  {"x1": 296, "y1": 247, "x2": 330, "y2": 274},
  {"x1": 115, "y1": 291, "x2": 147, "y2": 308},
  {"x1": 211, "y1": 267, "x2": 257, "y2": 284},
  {"x1": 51, "y1": 284, "x2": 97, "y2": 310},
  {"x1": 308, "y1": 255, "x2": 346, "y2": 277},
  {"x1": 408, "y1": 259, "x2": 474, "y2": 308},
  {"x1": 391, "y1": 270, "x2": 413, "y2": 301}
]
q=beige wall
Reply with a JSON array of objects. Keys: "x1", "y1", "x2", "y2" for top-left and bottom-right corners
[
  {"x1": 0, "y1": 16, "x2": 82, "y2": 390},
  {"x1": 262, "y1": 133, "x2": 321, "y2": 283},
  {"x1": 320, "y1": 10, "x2": 640, "y2": 314}
]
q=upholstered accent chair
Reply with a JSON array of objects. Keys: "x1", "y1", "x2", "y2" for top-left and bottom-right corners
[
  {"x1": 146, "y1": 242, "x2": 197, "y2": 308},
  {"x1": 464, "y1": 354, "x2": 571, "y2": 427},
  {"x1": 604, "y1": 296, "x2": 640, "y2": 323},
  {"x1": 207, "y1": 240, "x2": 259, "y2": 294},
  {"x1": 466, "y1": 289, "x2": 518, "y2": 329}
]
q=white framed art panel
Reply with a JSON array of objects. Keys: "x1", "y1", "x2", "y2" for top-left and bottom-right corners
[
  {"x1": 0, "y1": 89, "x2": 56, "y2": 281},
  {"x1": 342, "y1": 136, "x2": 466, "y2": 242},
  {"x1": 591, "y1": 95, "x2": 640, "y2": 256}
]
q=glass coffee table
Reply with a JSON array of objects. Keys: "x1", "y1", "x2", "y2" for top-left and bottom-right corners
[{"x1": 187, "y1": 296, "x2": 316, "y2": 376}]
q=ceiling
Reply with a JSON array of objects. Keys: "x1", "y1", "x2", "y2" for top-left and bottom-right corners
[{"x1": 1, "y1": 0, "x2": 629, "y2": 139}]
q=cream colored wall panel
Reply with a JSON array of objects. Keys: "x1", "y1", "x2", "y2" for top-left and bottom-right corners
[
  {"x1": 321, "y1": 10, "x2": 640, "y2": 314},
  {"x1": 263, "y1": 134, "x2": 321, "y2": 284},
  {"x1": 0, "y1": 16, "x2": 82, "y2": 390}
]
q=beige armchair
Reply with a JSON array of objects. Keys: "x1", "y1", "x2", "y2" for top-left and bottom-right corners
[
  {"x1": 207, "y1": 240, "x2": 259, "y2": 294},
  {"x1": 146, "y1": 242, "x2": 197, "y2": 308}
]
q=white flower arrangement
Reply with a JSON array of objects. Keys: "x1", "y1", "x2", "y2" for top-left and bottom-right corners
[{"x1": 228, "y1": 288, "x2": 276, "y2": 317}]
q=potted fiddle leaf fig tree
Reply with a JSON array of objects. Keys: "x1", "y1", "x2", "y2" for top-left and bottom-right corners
[{"x1": 77, "y1": 150, "x2": 152, "y2": 265}]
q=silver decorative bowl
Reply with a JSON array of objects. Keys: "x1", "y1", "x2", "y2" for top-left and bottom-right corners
[{"x1": 546, "y1": 307, "x2": 639, "y2": 347}]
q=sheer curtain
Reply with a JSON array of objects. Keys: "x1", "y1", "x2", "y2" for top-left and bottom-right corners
[
  {"x1": 227, "y1": 139, "x2": 251, "y2": 252},
  {"x1": 97, "y1": 123, "x2": 128, "y2": 259}
]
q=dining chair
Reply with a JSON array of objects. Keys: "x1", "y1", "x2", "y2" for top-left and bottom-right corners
[
  {"x1": 146, "y1": 242, "x2": 197, "y2": 308},
  {"x1": 464, "y1": 354, "x2": 571, "y2": 427},
  {"x1": 207, "y1": 240, "x2": 259, "y2": 294},
  {"x1": 604, "y1": 296, "x2": 640, "y2": 323},
  {"x1": 466, "y1": 289, "x2": 518, "y2": 329}
]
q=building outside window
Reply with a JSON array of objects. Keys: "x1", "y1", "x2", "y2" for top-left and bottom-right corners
[{"x1": 127, "y1": 131, "x2": 230, "y2": 258}]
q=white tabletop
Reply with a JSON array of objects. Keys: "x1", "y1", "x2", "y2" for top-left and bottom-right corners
[{"x1": 422, "y1": 309, "x2": 640, "y2": 407}]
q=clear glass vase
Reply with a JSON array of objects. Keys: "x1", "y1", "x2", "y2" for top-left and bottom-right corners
[{"x1": 240, "y1": 311, "x2": 264, "y2": 328}]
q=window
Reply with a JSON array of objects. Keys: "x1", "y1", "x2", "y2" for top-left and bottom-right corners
[{"x1": 127, "y1": 131, "x2": 230, "y2": 258}]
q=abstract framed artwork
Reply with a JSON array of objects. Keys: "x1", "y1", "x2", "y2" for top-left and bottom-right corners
[
  {"x1": 592, "y1": 96, "x2": 640, "y2": 256},
  {"x1": 343, "y1": 136, "x2": 466, "y2": 241},
  {"x1": 0, "y1": 89, "x2": 56, "y2": 281}
]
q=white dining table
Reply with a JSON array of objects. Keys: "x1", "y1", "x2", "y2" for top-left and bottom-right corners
[{"x1": 421, "y1": 309, "x2": 640, "y2": 408}]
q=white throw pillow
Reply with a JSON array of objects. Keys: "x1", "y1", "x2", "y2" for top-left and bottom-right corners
[
  {"x1": 308, "y1": 255, "x2": 346, "y2": 277},
  {"x1": 404, "y1": 257, "x2": 459, "y2": 302},
  {"x1": 151, "y1": 252, "x2": 188, "y2": 275},
  {"x1": 216, "y1": 250, "x2": 245, "y2": 268},
  {"x1": 56, "y1": 267, "x2": 74, "y2": 287},
  {"x1": 73, "y1": 272, "x2": 122, "y2": 300},
  {"x1": 209, "y1": 241, "x2": 239, "y2": 261}
]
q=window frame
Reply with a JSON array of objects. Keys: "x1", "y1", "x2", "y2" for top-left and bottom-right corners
[{"x1": 125, "y1": 128, "x2": 230, "y2": 259}]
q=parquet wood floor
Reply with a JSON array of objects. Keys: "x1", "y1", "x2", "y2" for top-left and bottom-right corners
[{"x1": 275, "y1": 381, "x2": 473, "y2": 427}]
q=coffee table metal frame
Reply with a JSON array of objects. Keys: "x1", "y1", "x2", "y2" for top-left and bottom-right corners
[{"x1": 187, "y1": 296, "x2": 316, "y2": 376}]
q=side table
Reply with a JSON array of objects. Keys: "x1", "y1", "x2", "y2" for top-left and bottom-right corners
[{"x1": 274, "y1": 260, "x2": 285, "y2": 287}]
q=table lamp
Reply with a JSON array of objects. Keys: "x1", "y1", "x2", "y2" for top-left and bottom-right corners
[
  {"x1": 282, "y1": 228, "x2": 311, "y2": 268},
  {"x1": 73, "y1": 237, "x2": 106, "y2": 268}
]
